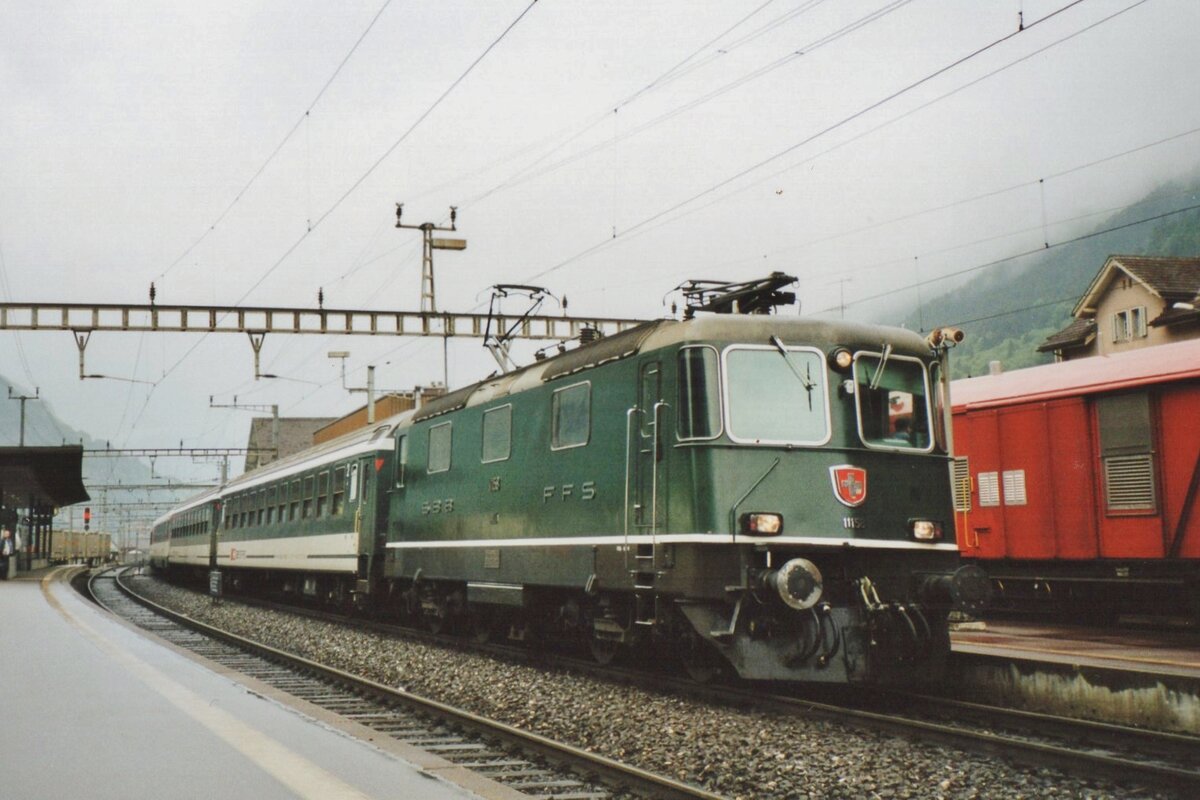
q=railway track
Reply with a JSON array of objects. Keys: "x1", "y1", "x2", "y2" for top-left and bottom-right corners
[
  {"x1": 87, "y1": 568, "x2": 720, "y2": 800},
  {"x1": 121, "y1": 572, "x2": 1200, "y2": 796}
]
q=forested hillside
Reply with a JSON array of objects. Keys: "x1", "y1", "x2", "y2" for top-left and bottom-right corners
[{"x1": 896, "y1": 179, "x2": 1200, "y2": 377}]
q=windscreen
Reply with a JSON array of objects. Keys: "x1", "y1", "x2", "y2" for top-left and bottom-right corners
[{"x1": 725, "y1": 347, "x2": 828, "y2": 444}]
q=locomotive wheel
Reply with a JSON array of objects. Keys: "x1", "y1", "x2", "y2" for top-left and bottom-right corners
[{"x1": 589, "y1": 634, "x2": 620, "y2": 665}]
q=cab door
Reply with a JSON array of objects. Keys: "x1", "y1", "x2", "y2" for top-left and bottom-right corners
[{"x1": 633, "y1": 359, "x2": 667, "y2": 533}]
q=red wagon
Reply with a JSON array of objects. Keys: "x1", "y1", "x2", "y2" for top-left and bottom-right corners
[{"x1": 950, "y1": 338, "x2": 1200, "y2": 620}]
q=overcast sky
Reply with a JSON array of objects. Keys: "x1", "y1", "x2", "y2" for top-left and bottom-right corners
[{"x1": 3, "y1": 0, "x2": 1199, "y2": 482}]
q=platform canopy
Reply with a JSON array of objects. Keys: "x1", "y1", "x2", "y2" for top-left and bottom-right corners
[{"x1": 0, "y1": 446, "x2": 90, "y2": 509}]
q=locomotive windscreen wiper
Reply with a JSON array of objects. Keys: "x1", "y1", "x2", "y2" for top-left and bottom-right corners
[
  {"x1": 770, "y1": 335, "x2": 815, "y2": 411},
  {"x1": 869, "y1": 343, "x2": 893, "y2": 391}
]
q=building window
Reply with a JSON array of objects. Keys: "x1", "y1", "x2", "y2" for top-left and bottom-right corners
[
  {"x1": 481, "y1": 405, "x2": 512, "y2": 463},
  {"x1": 551, "y1": 382, "x2": 591, "y2": 450},
  {"x1": 428, "y1": 423, "x2": 452, "y2": 473},
  {"x1": 1112, "y1": 307, "x2": 1148, "y2": 342}
]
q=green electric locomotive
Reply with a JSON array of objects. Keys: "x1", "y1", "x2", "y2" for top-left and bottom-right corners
[
  {"x1": 156, "y1": 277, "x2": 986, "y2": 684},
  {"x1": 379, "y1": 309, "x2": 986, "y2": 683}
]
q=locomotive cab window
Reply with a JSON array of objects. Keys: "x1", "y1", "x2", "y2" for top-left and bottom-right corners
[
  {"x1": 428, "y1": 423, "x2": 452, "y2": 473},
  {"x1": 551, "y1": 382, "x2": 591, "y2": 450},
  {"x1": 723, "y1": 346, "x2": 830, "y2": 445},
  {"x1": 853, "y1": 352, "x2": 934, "y2": 452},
  {"x1": 677, "y1": 346, "x2": 721, "y2": 440},
  {"x1": 482, "y1": 405, "x2": 512, "y2": 463}
]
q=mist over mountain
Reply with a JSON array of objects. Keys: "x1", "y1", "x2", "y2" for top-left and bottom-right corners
[
  {"x1": 0, "y1": 372, "x2": 194, "y2": 541},
  {"x1": 891, "y1": 178, "x2": 1200, "y2": 378}
]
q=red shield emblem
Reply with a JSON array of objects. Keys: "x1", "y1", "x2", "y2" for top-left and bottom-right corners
[{"x1": 830, "y1": 465, "x2": 867, "y2": 507}]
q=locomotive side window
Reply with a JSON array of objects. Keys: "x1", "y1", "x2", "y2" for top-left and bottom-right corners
[
  {"x1": 394, "y1": 435, "x2": 408, "y2": 486},
  {"x1": 853, "y1": 353, "x2": 933, "y2": 452},
  {"x1": 482, "y1": 405, "x2": 512, "y2": 463},
  {"x1": 677, "y1": 346, "x2": 721, "y2": 440},
  {"x1": 723, "y1": 346, "x2": 829, "y2": 445},
  {"x1": 551, "y1": 382, "x2": 591, "y2": 450},
  {"x1": 349, "y1": 462, "x2": 360, "y2": 500},
  {"x1": 1097, "y1": 392, "x2": 1157, "y2": 513},
  {"x1": 428, "y1": 423, "x2": 452, "y2": 473}
]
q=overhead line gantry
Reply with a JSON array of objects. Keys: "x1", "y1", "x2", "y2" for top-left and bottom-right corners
[{"x1": 0, "y1": 301, "x2": 650, "y2": 380}]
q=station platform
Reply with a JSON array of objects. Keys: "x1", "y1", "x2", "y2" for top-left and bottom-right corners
[
  {"x1": 951, "y1": 620, "x2": 1200, "y2": 679},
  {"x1": 0, "y1": 567, "x2": 495, "y2": 800}
]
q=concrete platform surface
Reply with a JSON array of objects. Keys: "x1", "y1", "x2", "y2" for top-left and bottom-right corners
[
  {"x1": 952, "y1": 620, "x2": 1200, "y2": 679},
  {"x1": 0, "y1": 569, "x2": 484, "y2": 800}
]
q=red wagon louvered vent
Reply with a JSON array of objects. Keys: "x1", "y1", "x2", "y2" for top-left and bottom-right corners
[{"x1": 1103, "y1": 454, "x2": 1156, "y2": 512}]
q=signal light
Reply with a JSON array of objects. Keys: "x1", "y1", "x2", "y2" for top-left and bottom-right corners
[{"x1": 84, "y1": 507, "x2": 91, "y2": 531}]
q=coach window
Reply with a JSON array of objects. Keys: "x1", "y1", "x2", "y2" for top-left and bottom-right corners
[
  {"x1": 266, "y1": 487, "x2": 276, "y2": 524},
  {"x1": 551, "y1": 382, "x2": 590, "y2": 450},
  {"x1": 428, "y1": 423, "x2": 452, "y2": 473},
  {"x1": 482, "y1": 405, "x2": 512, "y2": 463},
  {"x1": 1098, "y1": 392, "x2": 1156, "y2": 513},
  {"x1": 302, "y1": 476, "x2": 315, "y2": 519},
  {"x1": 332, "y1": 467, "x2": 346, "y2": 515},
  {"x1": 677, "y1": 346, "x2": 721, "y2": 440},
  {"x1": 290, "y1": 480, "x2": 301, "y2": 520},
  {"x1": 316, "y1": 471, "x2": 329, "y2": 517},
  {"x1": 277, "y1": 485, "x2": 287, "y2": 522},
  {"x1": 257, "y1": 490, "x2": 265, "y2": 525},
  {"x1": 853, "y1": 352, "x2": 933, "y2": 452},
  {"x1": 349, "y1": 462, "x2": 360, "y2": 501},
  {"x1": 394, "y1": 435, "x2": 408, "y2": 487}
]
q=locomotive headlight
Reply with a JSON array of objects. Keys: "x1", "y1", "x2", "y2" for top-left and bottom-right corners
[
  {"x1": 910, "y1": 519, "x2": 943, "y2": 541},
  {"x1": 828, "y1": 347, "x2": 853, "y2": 371},
  {"x1": 741, "y1": 512, "x2": 783, "y2": 536}
]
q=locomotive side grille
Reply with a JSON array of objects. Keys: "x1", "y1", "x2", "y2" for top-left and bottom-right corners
[
  {"x1": 951, "y1": 457, "x2": 971, "y2": 512},
  {"x1": 1103, "y1": 454, "x2": 1156, "y2": 511}
]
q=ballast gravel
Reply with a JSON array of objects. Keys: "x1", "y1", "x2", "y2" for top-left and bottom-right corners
[{"x1": 130, "y1": 576, "x2": 1172, "y2": 800}]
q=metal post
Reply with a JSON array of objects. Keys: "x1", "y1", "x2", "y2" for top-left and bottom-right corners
[
  {"x1": 270, "y1": 405, "x2": 280, "y2": 462},
  {"x1": 7, "y1": 387, "x2": 39, "y2": 447},
  {"x1": 367, "y1": 366, "x2": 376, "y2": 424}
]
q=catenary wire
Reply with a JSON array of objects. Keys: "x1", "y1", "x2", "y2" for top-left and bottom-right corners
[{"x1": 518, "y1": 0, "x2": 1094, "y2": 286}]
